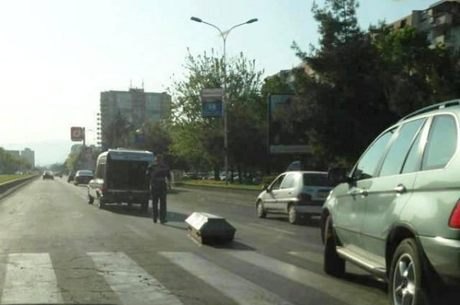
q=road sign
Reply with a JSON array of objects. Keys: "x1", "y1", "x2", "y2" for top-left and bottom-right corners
[
  {"x1": 268, "y1": 94, "x2": 311, "y2": 154},
  {"x1": 201, "y1": 88, "x2": 223, "y2": 118},
  {"x1": 71, "y1": 127, "x2": 84, "y2": 141}
]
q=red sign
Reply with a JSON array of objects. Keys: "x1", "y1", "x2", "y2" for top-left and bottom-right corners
[{"x1": 71, "y1": 127, "x2": 84, "y2": 141}]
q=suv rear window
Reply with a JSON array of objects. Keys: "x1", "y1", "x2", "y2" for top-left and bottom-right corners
[
  {"x1": 379, "y1": 118, "x2": 425, "y2": 176},
  {"x1": 353, "y1": 130, "x2": 394, "y2": 180},
  {"x1": 422, "y1": 115, "x2": 457, "y2": 170},
  {"x1": 303, "y1": 173, "x2": 331, "y2": 187}
]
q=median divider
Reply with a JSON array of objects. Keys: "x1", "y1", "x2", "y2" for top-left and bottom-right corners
[
  {"x1": 0, "y1": 175, "x2": 39, "y2": 200},
  {"x1": 174, "y1": 180, "x2": 261, "y2": 196}
]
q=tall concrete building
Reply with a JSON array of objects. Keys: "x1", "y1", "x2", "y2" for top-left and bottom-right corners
[
  {"x1": 21, "y1": 148, "x2": 35, "y2": 168},
  {"x1": 5, "y1": 148, "x2": 34, "y2": 167},
  {"x1": 99, "y1": 88, "x2": 171, "y2": 148},
  {"x1": 5, "y1": 150, "x2": 20, "y2": 159},
  {"x1": 389, "y1": 0, "x2": 460, "y2": 50}
]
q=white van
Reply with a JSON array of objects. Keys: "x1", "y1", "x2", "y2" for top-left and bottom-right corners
[{"x1": 87, "y1": 149, "x2": 154, "y2": 212}]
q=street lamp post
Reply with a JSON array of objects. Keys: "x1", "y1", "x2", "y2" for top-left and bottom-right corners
[{"x1": 191, "y1": 16, "x2": 258, "y2": 184}]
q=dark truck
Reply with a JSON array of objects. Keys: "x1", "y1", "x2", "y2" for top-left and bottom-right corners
[{"x1": 87, "y1": 149, "x2": 154, "y2": 212}]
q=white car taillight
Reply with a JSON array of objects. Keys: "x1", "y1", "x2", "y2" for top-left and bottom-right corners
[{"x1": 449, "y1": 201, "x2": 460, "y2": 229}]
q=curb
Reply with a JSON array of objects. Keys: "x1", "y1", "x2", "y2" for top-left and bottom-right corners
[
  {"x1": 174, "y1": 183, "x2": 261, "y2": 196},
  {"x1": 0, "y1": 176, "x2": 38, "y2": 201}
]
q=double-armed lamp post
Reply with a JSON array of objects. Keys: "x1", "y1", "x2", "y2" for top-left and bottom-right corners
[{"x1": 190, "y1": 16, "x2": 258, "y2": 183}]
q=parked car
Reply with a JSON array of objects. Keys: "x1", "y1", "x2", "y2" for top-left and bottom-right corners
[
  {"x1": 256, "y1": 171, "x2": 332, "y2": 224},
  {"x1": 42, "y1": 171, "x2": 54, "y2": 180},
  {"x1": 74, "y1": 170, "x2": 93, "y2": 185},
  {"x1": 321, "y1": 100, "x2": 460, "y2": 305},
  {"x1": 88, "y1": 149, "x2": 154, "y2": 212}
]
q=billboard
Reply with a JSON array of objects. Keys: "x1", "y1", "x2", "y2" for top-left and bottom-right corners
[
  {"x1": 201, "y1": 88, "x2": 223, "y2": 118},
  {"x1": 268, "y1": 94, "x2": 310, "y2": 154},
  {"x1": 70, "y1": 127, "x2": 84, "y2": 142}
]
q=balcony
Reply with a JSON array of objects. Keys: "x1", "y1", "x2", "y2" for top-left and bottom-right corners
[{"x1": 433, "y1": 13, "x2": 453, "y2": 28}]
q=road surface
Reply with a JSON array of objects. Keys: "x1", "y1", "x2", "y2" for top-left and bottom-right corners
[{"x1": 0, "y1": 178, "x2": 388, "y2": 305}]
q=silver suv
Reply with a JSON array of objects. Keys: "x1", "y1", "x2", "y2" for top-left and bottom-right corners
[
  {"x1": 256, "y1": 171, "x2": 332, "y2": 224},
  {"x1": 322, "y1": 100, "x2": 460, "y2": 305}
]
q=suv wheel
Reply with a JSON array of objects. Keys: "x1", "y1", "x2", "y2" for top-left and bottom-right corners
[
  {"x1": 288, "y1": 205, "x2": 298, "y2": 224},
  {"x1": 256, "y1": 201, "x2": 266, "y2": 218},
  {"x1": 389, "y1": 239, "x2": 427, "y2": 305},
  {"x1": 323, "y1": 215, "x2": 345, "y2": 277}
]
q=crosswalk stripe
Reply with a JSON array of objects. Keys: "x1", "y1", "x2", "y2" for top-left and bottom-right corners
[
  {"x1": 1, "y1": 253, "x2": 63, "y2": 304},
  {"x1": 160, "y1": 252, "x2": 293, "y2": 305},
  {"x1": 288, "y1": 250, "x2": 323, "y2": 265},
  {"x1": 229, "y1": 251, "x2": 380, "y2": 305},
  {"x1": 88, "y1": 252, "x2": 183, "y2": 305}
]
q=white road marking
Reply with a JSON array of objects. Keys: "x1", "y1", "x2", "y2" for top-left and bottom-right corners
[
  {"x1": 229, "y1": 251, "x2": 380, "y2": 305},
  {"x1": 288, "y1": 250, "x2": 323, "y2": 265},
  {"x1": 160, "y1": 252, "x2": 292, "y2": 305},
  {"x1": 88, "y1": 252, "x2": 183, "y2": 305},
  {"x1": 1, "y1": 253, "x2": 63, "y2": 304}
]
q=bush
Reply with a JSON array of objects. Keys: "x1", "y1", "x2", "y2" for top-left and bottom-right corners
[{"x1": 262, "y1": 175, "x2": 277, "y2": 185}]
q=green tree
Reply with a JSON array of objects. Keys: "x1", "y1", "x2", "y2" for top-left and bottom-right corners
[
  {"x1": 169, "y1": 49, "x2": 264, "y2": 178},
  {"x1": 290, "y1": 0, "x2": 396, "y2": 166},
  {"x1": 372, "y1": 24, "x2": 460, "y2": 116},
  {"x1": 0, "y1": 147, "x2": 30, "y2": 174}
]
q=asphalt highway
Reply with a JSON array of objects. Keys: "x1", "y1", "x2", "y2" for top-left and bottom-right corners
[{"x1": 0, "y1": 177, "x2": 388, "y2": 305}]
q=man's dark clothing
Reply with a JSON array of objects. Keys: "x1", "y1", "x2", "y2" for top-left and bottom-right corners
[{"x1": 148, "y1": 162, "x2": 171, "y2": 223}]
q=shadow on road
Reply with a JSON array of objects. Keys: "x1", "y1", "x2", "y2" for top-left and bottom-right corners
[
  {"x1": 210, "y1": 239, "x2": 256, "y2": 251},
  {"x1": 342, "y1": 272, "x2": 387, "y2": 292},
  {"x1": 102, "y1": 204, "x2": 151, "y2": 218},
  {"x1": 102, "y1": 206, "x2": 191, "y2": 227},
  {"x1": 267, "y1": 215, "x2": 321, "y2": 227}
]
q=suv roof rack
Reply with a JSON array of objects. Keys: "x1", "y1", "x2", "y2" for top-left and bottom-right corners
[{"x1": 399, "y1": 99, "x2": 460, "y2": 122}]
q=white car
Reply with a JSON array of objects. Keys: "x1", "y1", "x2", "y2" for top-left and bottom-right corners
[{"x1": 256, "y1": 171, "x2": 332, "y2": 224}]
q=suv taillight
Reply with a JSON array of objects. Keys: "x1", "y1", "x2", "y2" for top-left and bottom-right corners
[{"x1": 449, "y1": 201, "x2": 460, "y2": 228}]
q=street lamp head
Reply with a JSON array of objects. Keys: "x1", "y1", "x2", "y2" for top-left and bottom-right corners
[
  {"x1": 246, "y1": 18, "x2": 258, "y2": 24},
  {"x1": 191, "y1": 16, "x2": 202, "y2": 23}
]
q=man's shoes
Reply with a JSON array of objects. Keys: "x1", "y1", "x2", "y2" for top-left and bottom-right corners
[
  {"x1": 160, "y1": 219, "x2": 167, "y2": 224},
  {"x1": 153, "y1": 218, "x2": 157, "y2": 223}
]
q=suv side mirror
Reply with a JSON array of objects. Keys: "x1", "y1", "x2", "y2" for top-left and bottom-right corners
[
  {"x1": 262, "y1": 183, "x2": 270, "y2": 191},
  {"x1": 328, "y1": 167, "x2": 350, "y2": 186}
]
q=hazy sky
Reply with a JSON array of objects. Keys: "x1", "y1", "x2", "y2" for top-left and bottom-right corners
[{"x1": 0, "y1": 0, "x2": 437, "y2": 165}]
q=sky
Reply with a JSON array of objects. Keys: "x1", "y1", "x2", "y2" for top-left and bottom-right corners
[{"x1": 0, "y1": 0, "x2": 438, "y2": 165}]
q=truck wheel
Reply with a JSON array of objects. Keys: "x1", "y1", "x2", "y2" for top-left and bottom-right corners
[
  {"x1": 141, "y1": 201, "x2": 149, "y2": 213},
  {"x1": 98, "y1": 198, "x2": 105, "y2": 209},
  {"x1": 323, "y1": 215, "x2": 345, "y2": 277}
]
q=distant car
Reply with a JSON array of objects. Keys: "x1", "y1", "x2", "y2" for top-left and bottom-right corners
[
  {"x1": 256, "y1": 171, "x2": 332, "y2": 224},
  {"x1": 74, "y1": 170, "x2": 93, "y2": 185},
  {"x1": 42, "y1": 171, "x2": 54, "y2": 180}
]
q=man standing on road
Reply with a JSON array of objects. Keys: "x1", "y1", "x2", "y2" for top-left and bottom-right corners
[{"x1": 147, "y1": 154, "x2": 171, "y2": 224}]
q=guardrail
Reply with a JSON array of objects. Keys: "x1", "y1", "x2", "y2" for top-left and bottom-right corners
[{"x1": 0, "y1": 175, "x2": 38, "y2": 198}]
